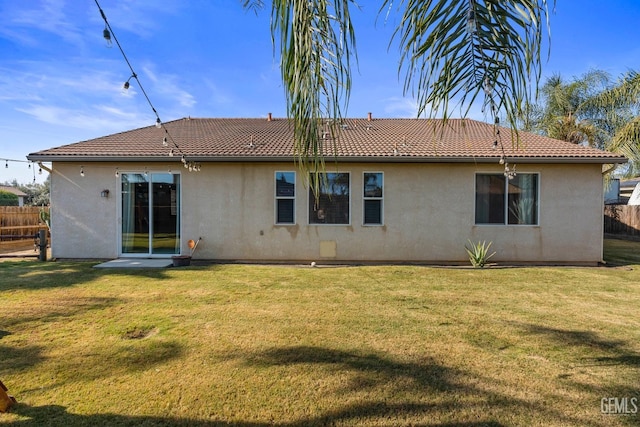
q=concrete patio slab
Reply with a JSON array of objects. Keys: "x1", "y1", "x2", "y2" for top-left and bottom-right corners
[{"x1": 94, "y1": 258, "x2": 174, "y2": 268}]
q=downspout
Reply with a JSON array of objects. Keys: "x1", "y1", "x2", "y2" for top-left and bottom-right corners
[
  {"x1": 37, "y1": 162, "x2": 53, "y2": 174},
  {"x1": 602, "y1": 163, "x2": 619, "y2": 175}
]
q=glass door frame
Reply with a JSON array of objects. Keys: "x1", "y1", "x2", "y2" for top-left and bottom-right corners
[{"x1": 117, "y1": 170, "x2": 182, "y2": 258}]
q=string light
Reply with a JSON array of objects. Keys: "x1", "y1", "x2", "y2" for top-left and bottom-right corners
[
  {"x1": 103, "y1": 26, "x2": 112, "y2": 47},
  {"x1": 115, "y1": 167, "x2": 119, "y2": 177},
  {"x1": 95, "y1": 0, "x2": 201, "y2": 173},
  {"x1": 123, "y1": 73, "x2": 136, "y2": 90},
  {"x1": 80, "y1": 166, "x2": 85, "y2": 177},
  {"x1": 2, "y1": 158, "x2": 34, "y2": 170}
]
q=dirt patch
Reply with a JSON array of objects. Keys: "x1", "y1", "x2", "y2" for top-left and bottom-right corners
[{"x1": 122, "y1": 327, "x2": 159, "y2": 340}]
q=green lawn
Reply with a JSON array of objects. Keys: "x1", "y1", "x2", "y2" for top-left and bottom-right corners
[{"x1": 1, "y1": 240, "x2": 639, "y2": 426}]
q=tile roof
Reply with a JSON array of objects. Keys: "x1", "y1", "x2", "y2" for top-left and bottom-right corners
[
  {"x1": 27, "y1": 117, "x2": 627, "y2": 164},
  {"x1": 0, "y1": 185, "x2": 27, "y2": 196}
]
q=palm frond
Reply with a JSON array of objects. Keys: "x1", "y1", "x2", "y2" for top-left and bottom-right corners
[
  {"x1": 385, "y1": 0, "x2": 553, "y2": 136},
  {"x1": 269, "y1": 0, "x2": 357, "y2": 196}
]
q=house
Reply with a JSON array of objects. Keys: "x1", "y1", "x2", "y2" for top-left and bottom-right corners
[
  {"x1": 0, "y1": 186, "x2": 27, "y2": 206},
  {"x1": 620, "y1": 177, "x2": 640, "y2": 205},
  {"x1": 27, "y1": 116, "x2": 627, "y2": 265}
]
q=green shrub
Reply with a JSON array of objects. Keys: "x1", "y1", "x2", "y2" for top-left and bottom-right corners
[
  {"x1": 0, "y1": 190, "x2": 19, "y2": 206},
  {"x1": 464, "y1": 240, "x2": 496, "y2": 268}
]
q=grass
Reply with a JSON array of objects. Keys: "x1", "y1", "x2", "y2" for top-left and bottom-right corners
[{"x1": 1, "y1": 240, "x2": 639, "y2": 426}]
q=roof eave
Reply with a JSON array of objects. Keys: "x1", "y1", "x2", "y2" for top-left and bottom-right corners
[{"x1": 27, "y1": 154, "x2": 628, "y2": 164}]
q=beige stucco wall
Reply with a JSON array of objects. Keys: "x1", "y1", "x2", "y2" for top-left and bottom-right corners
[{"x1": 49, "y1": 161, "x2": 605, "y2": 264}]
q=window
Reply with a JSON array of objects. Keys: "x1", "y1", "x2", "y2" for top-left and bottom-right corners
[
  {"x1": 475, "y1": 173, "x2": 539, "y2": 225},
  {"x1": 363, "y1": 172, "x2": 383, "y2": 225},
  {"x1": 275, "y1": 171, "x2": 295, "y2": 224},
  {"x1": 309, "y1": 172, "x2": 350, "y2": 224}
]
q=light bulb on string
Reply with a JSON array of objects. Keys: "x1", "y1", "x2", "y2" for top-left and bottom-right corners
[
  {"x1": 80, "y1": 166, "x2": 85, "y2": 177},
  {"x1": 123, "y1": 73, "x2": 135, "y2": 91},
  {"x1": 103, "y1": 26, "x2": 112, "y2": 47},
  {"x1": 162, "y1": 137, "x2": 168, "y2": 147},
  {"x1": 169, "y1": 149, "x2": 174, "y2": 157},
  {"x1": 466, "y1": 9, "x2": 476, "y2": 35},
  {"x1": 115, "y1": 168, "x2": 119, "y2": 178},
  {"x1": 38, "y1": 167, "x2": 42, "y2": 175},
  {"x1": 155, "y1": 118, "x2": 162, "y2": 129},
  {"x1": 4, "y1": 160, "x2": 7, "y2": 169}
]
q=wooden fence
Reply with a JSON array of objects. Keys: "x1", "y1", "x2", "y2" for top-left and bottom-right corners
[
  {"x1": 0, "y1": 206, "x2": 49, "y2": 253},
  {"x1": 604, "y1": 205, "x2": 640, "y2": 237}
]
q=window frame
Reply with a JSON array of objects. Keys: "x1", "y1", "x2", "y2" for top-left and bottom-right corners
[
  {"x1": 363, "y1": 171, "x2": 384, "y2": 226},
  {"x1": 308, "y1": 172, "x2": 351, "y2": 225},
  {"x1": 275, "y1": 171, "x2": 296, "y2": 225},
  {"x1": 474, "y1": 172, "x2": 540, "y2": 226}
]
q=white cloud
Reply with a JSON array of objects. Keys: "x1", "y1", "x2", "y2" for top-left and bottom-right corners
[
  {"x1": 16, "y1": 104, "x2": 149, "y2": 132},
  {"x1": 141, "y1": 64, "x2": 196, "y2": 109},
  {"x1": 0, "y1": 0, "x2": 85, "y2": 48},
  {"x1": 382, "y1": 97, "x2": 418, "y2": 118},
  {"x1": 91, "y1": 0, "x2": 184, "y2": 39}
]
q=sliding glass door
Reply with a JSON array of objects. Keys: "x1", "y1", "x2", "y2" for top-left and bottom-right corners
[{"x1": 121, "y1": 172, "x2": 180, "y2": 256}]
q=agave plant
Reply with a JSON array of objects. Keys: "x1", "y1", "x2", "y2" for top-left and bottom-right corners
[{"x1": 465, "y1": 239, "x2": 496, "y2": 268}]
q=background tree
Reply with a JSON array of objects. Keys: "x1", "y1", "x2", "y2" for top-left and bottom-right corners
[
  {"x1": 243, "y1": 0, "x2": 554, "y2": 192},
  {"x1": 522, "y1": 69, "x2": 640, "y2": 175},
  {"x1": 0, "y1": 190, "x2": 19, "y2": 206},
  {"x1": 2, "y1": 177, "x2": 50, "y2": 206}
]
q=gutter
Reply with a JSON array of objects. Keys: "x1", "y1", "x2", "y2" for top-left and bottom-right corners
[{"x1": 26, "y1": 154, "x2": 629, "y2": 165}]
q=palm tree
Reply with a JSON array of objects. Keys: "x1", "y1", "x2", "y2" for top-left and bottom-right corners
[
  {"x1": 524, "y1": 70, "x2": 640, "y2": 175},
  {"x1": 243, "y1": 0, "x2": 554, "y2": 191}
]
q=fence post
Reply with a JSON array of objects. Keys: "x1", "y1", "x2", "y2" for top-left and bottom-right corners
[{"x1": 38, "y1": 229, "x2": 47, "y2": 261}]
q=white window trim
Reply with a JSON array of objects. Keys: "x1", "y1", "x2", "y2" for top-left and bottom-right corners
[
  {"x1": 308, "y1": 171, "x2": 352, "y2": 226},
  {"x1": 275, "y1": 171, "x2": 296, "y2": 225},
  {"x1": 363, "y1": 171, "x2": 384, "y2": 226},
  {"x1": 474, "y1": 172, "x2": 540, "y2": 226}
]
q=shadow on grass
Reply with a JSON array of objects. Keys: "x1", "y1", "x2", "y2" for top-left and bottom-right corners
[
  {"x1": 2, "y1": 296, "x2": 121, "y2": 329},
  {"x1": 6, "y1": 345, "x2": 616, "y2": 426},
  {"x1": 8, "y1": 403, "x2": 506, "y2": 427},
  {"x1": 520, "y1": 324, "x2": 640, "y2": 365},
  {"x1": 603, "y1": 237, "x2": 640, "y2": 266},
  {"x1": 522, "y1": 325, "x2": 627, "y2": 352},
  {"x1": 1, "y1": 343, "x2": 46, "y2": 374},
  {"x1": 250, "y1": 345, "x2": 456, "y2": 393},
  {"x1": 520, "y1": 322, "x2": 640, "y2": 420},
  {"x1": 232, "y1": 345, "x2": 598, "y2": 426},
  {"x1": 0, "y1": 260, "x2": 196, "y2": 291}
]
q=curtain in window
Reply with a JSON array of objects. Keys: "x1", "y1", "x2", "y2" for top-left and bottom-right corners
[
  {"x1": 508, "y1": 174, "x2": 538, "y2": 225},
  {"x1": 475, "y1": 175, "x2": 505, "y2": 224}
]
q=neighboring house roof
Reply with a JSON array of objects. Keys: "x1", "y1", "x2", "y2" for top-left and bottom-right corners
[
  {"x1": 27, "y1": 117, "x2": 628, "y2": 164},
  {"x1": 0, "y1": 185, "x2": 27, "y2": 197}
]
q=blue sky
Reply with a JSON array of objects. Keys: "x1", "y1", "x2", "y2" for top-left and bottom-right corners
[{"x1": 1, "y1": 0, "x2": 639, "y2": 184}]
